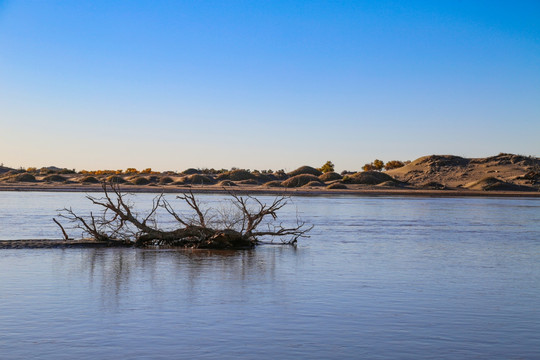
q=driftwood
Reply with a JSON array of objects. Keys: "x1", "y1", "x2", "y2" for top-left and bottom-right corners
[{"x1": 57, "y1": 182, "x2": 311, "y2": 249}]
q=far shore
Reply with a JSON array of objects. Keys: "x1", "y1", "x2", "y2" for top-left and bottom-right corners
[{"x1": 0, "y1": 183, "x2": 539, "y2": 198}]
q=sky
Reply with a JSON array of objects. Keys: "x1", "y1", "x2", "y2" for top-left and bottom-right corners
[{"x1": 1, "y1": 0, "x2": 539, "y2": 172}]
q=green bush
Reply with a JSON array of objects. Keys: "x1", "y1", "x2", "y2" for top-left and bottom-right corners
[{"x1": 318, "y1": 161, "x2": 335, "y2": 173}]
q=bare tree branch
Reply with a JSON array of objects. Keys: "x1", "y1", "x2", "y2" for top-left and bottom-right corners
[{"x1": 56, "y1": 182, "x2": 312, "y2": 249}]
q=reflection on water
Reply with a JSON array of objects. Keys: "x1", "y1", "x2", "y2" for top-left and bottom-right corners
[
  {"x1": 0, "y1": 194, "x2": 540, "y2": 359},
  {"x1": 68, "y1": 247, "x2": 293, "y2": 310}
]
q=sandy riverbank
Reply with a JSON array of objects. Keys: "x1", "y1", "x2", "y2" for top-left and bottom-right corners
[{"x1": 0, "y1": 183, "x2": 539, "y2": 197}]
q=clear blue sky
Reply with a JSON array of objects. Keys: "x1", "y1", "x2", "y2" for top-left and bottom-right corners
[{"x1": 1, "y1": 0, "x2": 539, "y2": 172}]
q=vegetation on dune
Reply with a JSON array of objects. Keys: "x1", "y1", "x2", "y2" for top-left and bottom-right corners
[
  {"x1": 182, "y1": 168, "x2": 201, "y2": 175},
  {"x1": 421, "y1": 181, "x2": 447, "y2": 190},
  {"x1": 264, "y1": 180, "x2": 283, "y2": 187},
  {"x1": 384, "y1": 160, "x2": 405, "y2": 170},
  {"x1": 362, "y1": 159, "x2": 384, "y2": 172},
  {"x1": 106, "y1": 175, "x2": 127, "y2": 184},
  {"x1": 8, "y1": 173, "x2": 37, "y2": 182},
  {"x1": 216, "y1": 180, "x2": 237, "y2": 187},
  {"x1": 282, "y1": 174, "x2": 321, "y2": 187},
  {"x1": 273, "y1": 170, "x2": 288, "y2": 180},
  {"x1": 377, "y1": 180, "x2": 405, "y2": 188},
  {"x1": 342, "y1": 171, "x2": 395, "y2": 185},
  {"x1": 303, "y1": 180, "x2": 324, "y2": 187},
  {"x1": 238, "y1": 179, "x2": 259, "y2": 185},
  {"x1": 81, "y1": 169, "x2": 123, "y2": 175},
  {"x1": 147, "y1": 175, "x2": 160, "y2": 183},
  {"x1": 79, "y1": 176, "x2": 100, "y2": 184},
  {"x1": 287, "y1": 166, "x2": 322, "y2": 177},
  {"x1": 327, "y1": 183, "x2": 347, "y2": 190},
  {"x1": 318, "y1": 172, "x2": 342, "y2": 182},
  {"x1": 56, "y1": 183, "x2": 312, "y2": 249},
  {"x1": 131, "y1": 177, "x2": 151, "y2": 185},
  {"x1": 159, "y1": 176, "x2": 174, "y2": 185},
  {"x1": 3, "y1": 152, "x2": 538, "y2": 192},
  {"x1": 183, "y1": 174, "x2": 216, "y2": 185},
  {"x1": 0, "y1": 165, "x2": 14, "y2": 175},
  {"x1": 318, "y1": 161, "x2": 335, "y2": 173},
  {"x1": 466, "y1": 177, "x2": 533, "y2": 191},
  {"x1": 217, "y1": 169, "x2": 257, "y2": 182},
  {"x1": 43, "y1": 174, "x2": 67, "y2": 182}
]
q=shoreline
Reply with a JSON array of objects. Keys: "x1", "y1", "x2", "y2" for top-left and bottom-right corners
[
  {"x1": 0, "y1": 184, "x2": 539, "y2": 198},
  {"x1": 0, "y1": 239, "x2": 133, "y2": 249}
]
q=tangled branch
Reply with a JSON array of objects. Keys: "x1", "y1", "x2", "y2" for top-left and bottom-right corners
[{"x1": 56, "y1": 182, "x2": 311, "y2": 249}]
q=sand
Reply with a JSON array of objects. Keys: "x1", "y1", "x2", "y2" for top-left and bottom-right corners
[{"x1": 0, "y1": 153, "x2": 538, "y2": 197}]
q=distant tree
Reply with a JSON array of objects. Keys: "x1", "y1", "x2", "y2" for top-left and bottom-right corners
[
  {"x1": 373, "y1": 159, "x2": 384, "y2": 171},
  {"x1": 318, "y1": 161, "x2": 335, "y2": 173},
  {"x1": 362, "y1": 163, "x2": 374, "y2": 171},
  {"x1": 384, "y1": 160, "x2": 405, "y2": 171}
]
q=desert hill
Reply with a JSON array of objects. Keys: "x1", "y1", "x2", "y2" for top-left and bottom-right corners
[
  {"x1": 386, "y1": 153, "x2": 540, "y2": 190},
  {"x1": 0, "y1": 166, "x2": 14, "y2": 175}
]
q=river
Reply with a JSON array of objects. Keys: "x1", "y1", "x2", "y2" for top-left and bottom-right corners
[{"x1": 0, "y1": 192, "x2": 539, "y2": 359}]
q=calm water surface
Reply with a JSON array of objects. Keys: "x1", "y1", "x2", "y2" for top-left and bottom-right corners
[{"x1": 0, "y1": 192, "x2": 539, "y2": 359}]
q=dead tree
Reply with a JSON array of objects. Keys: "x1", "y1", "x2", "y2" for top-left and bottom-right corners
[{"x1": 57, "y1": 182, "x2": 311, "y2": 249}]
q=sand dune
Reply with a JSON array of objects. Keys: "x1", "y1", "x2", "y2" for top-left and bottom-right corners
[{"x1": 387, "y1": 153, "x2": 539, "y2": 190}]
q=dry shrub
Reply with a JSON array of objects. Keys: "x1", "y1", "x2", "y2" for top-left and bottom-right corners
[
  {"x1": 43, "y1": 174, "x2": 67, "y2": 182},
  {"x1": 327, "y1": 183, "x2": 347, "y2": 190},
  {"x1": 318, "y1": 172, "x2": 342, "y2": 182},
  {"x1": 303, "y1": 181, "x2": 324, "y2": 187},
  {"x1": 421, "y1": 181, "x2": 446, "y2": 190},
  {"x1": 287, "y1": 166, "x2": 322, "y2": 177},
  {"x1": 264, "y1": 181, "x2": 282, "y2": 187},
  {"x1": 217, "y1": 169, "x2": 256, "y2": 181},
  {"x1": 216, "y1": 180, "x2": 237, "y2": 187},
  {"x1": 0, "y1": 166, "x2": 14, "y2": 175},
  {"x1": 342, "y1": 171, "x2": 395, "y2": 185},
  {"x1": 238, "y1": 179, "x2": 258, "y2": 185},
  {"x1": 79, "y1": 176, "x2": 100, "y2": 184},
  {"x1": 159, "y1": 176, "x2": 174, "y2": 185},
  {"x1": 106, "y1": 175, "x2": 126, "y2": 184},
  {"x1": 282, "y1": 174, "x2": 320, "y2": 187},
  {"x1": 466, "y1": 177, "x2": 532, "y2": 191},
  {"x1": 4, "y1": 170, "x2": 24, "y2": 176},
  {"x1": 184, "y1": 174, "x2": 215, "y2": 185},
  {"x1": 11, "y1": 173, "x2": 37, "y2": 182},
  {"x1": 377, "y1": 180, "x2": 405, "y2": 188},
  {"x1": 132, "y1": 177, "x2": 151, "y2": 185},
  {"x1": 182, "y1": 168, "x2": 201, "y2": 175}
]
